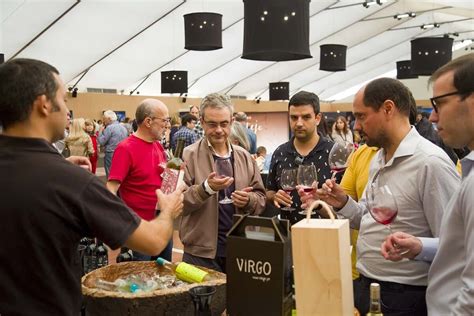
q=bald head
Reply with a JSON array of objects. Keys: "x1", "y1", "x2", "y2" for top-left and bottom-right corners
[
  {"x1": 234, "y1": 111, "x2": 248, "y2": 122},
  {"x1": 135, "y1": 99, "x2": 168, "y2": 125}
]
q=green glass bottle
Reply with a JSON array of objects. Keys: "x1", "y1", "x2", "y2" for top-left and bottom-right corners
[
  {"x1": 167, "y1": 138, "x2": 185, "y2": 170},
  {"x1": 156, "y1": 257, "x2": 211, "y2": 283}
]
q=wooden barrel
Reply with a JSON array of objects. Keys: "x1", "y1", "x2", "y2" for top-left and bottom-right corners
[{"x1": 82, "y1": 261, "x2": 226, "y2": 316}]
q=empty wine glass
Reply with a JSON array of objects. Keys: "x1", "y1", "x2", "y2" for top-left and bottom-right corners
[
  {"x1": 280, "y1": 168, "x2": 297, "y2": 211},
  {"x1": 214, "y1": 158, "x2": 233, "y2": 204},
  {"x1": 297, "y1": 164, "x2": 318, "y2": 216},
  {"x1": 328, "y1": 142, "x2": 354, "y2": 179}
]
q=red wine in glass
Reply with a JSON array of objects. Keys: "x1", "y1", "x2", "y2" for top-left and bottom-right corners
[
  {"x1": 282, "y1": 187, "x2": 294, "y2": 195},
  {"x1": 367, "y1": 184, "x2": 398, "y2": 234},
  {"x1": 214, "y1": 158, "x2": 233, "y2": 204},
  {"x1": 296, "y1": 164, "x2": 318, "y2": 215},
  {"x1": 301, "y1": 186, "x2": 314, "y2": 193},
  {"x1": 370, "y1": 207, "x2": 398, "y2": 226}
]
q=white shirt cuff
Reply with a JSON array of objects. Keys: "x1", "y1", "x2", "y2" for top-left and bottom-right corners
[{"x1": 204, "y1": 179, "x2": 217, "y2": 195}]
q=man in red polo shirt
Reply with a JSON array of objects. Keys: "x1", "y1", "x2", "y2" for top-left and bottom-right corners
[{"x1": 107, "y1": 98, "x2": 173, "y2": 261}]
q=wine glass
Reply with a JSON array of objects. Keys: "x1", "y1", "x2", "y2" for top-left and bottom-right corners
[
  {"x1": 366, "y1": 184, "x2": 398, "y2": 234},
  {"x1": 328, "y1": 142, "x2": 354, "y2": 179},
  {"x1": 280, "y1": 168, "x2": 297, "y2": 211},
  {"x1": 214, "y1": 158, "x2": 233, "y2": 204},
  {"x1": 297, "y1": 164, "x2": 318, "y2": 216}
]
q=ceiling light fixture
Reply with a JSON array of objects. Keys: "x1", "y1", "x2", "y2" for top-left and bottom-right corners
[
  {"x1": 376, "y1": 0, "x2": 387, "y2": 5},
  {"x1": 362, "y1": 1, "x2": 376, "y2": 8},
  {"x1": 393, "y1": 12, "x2": 416, "y2": 20},
  {"x1": 420, "y1": 23, "x2": 440, "y2": 29}
]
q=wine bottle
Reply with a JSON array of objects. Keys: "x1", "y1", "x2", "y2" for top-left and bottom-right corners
[
  {"x1": 162, "y1": 138, "x2": 185, "y2": 194},
  {"x1": 116, "y1": 247, "x2": 134, "y2": 263},
  {"x1": 156, "y1": 257, "x2": 210, "y2": 283},
  {"x1": 168, "y1": 138, "x2": 185, "y2": 169},
  {"x1": 366, "y1": 283, "x2": 383, "y2": 316},
  {"x1": 96, "y1": 241, "x2": 108, "y2": 268}
]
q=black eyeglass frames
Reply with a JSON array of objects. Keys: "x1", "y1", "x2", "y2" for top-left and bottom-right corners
[{"x1": 430, "y1": 91, "x2": 462, "y2": 113}]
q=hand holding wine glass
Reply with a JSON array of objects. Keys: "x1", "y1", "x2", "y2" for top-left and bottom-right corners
[
  {"x1": 279, "y1": 168, "x2": 297, "y2": 211},
  {"x1": 214, "y1": 158, "x2": 234, "y2": 204},
  {"x1": 297, "y1": 164, "x2": 318, "y2": 215}
]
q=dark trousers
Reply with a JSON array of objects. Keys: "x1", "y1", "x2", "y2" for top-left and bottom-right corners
[
  {"x1": 132, "y1": 239, "x2": 173, "y2": 261},
  {"x1": 183, "y1": 252, "x2": 226, "y2": 273},
  {"x1": 354, "y1": 274, "x2": 427, "y2": 316}
]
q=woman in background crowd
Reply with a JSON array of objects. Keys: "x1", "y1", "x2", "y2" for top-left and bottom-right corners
[
  {"x1": 331, "y1": 115, "x2": 353, "y2": 146},
  {"x1": 230, "y1": 122, "x2": 250, "y2": 152},
  {"x1": 85, "y1": 118, "x2": 99, "y2": 174},
  {"x1": 65, "y1": 118, "x2": 94, "y2": 159}
]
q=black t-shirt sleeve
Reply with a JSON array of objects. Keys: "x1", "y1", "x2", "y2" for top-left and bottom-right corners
[
  {"x1": 266, "y1": 150, "x2": 280, "y2": 191},
  {"x1": 79, "y1": 177, "x2": 141, "y2": 249}
]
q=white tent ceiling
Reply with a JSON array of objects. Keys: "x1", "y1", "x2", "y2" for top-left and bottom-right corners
[{"x1": 2, "y1": 0, "x2": 473, "y2": 102}]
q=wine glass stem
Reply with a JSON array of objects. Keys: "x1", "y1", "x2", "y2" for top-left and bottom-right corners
[{"x1": 387, "y1": 224, "x2": 394, "y2": 235}]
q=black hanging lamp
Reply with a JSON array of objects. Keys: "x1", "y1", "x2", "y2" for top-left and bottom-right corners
[
  {"x1": 184, "y1": 12, "x2": 223, "y2": 51},
  {"x1": 269, "y1": 82, "x2": 290, "y2": 100},
  {"x1": 411, "y1": 37, "x2": 453, "y2": 75},
  {"x1": 242, "y1": 0, "x2": 312, "y2": 61},
  {"x1": 396, "y1": 60, "x2": 418, "y2": 79},
  {"x1": 0, "y1": 53, "x2": 4, "y2": 64},
  {"x1": 320, "y1": 44, "x2": 347, "y2": 71},
  {"x1": 161, "y1": 71, "x2": 188, "y2": 94}
]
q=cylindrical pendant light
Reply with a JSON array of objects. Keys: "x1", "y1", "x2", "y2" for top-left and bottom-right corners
[
  {"x1": 396, "y1": 60, "x2": 418, "y2": 79},
  {"x1": 269, "y1": 82, "x2": 290, "y2": 100},
  {"x1": 242, "y1": 0, "x2": 312, "y2": 61},
  {"x1": 411, "y1": 37, "x2": 453, "y2": 75},
  {"x1": 184, "y1": 12, "x2": 222, "y2": 51},
  {"x1": 320, "y1": 44, "x2": 347, "y2": 72},
  {"x1": 161, "y1": 71, "x2": 188, "y2": 94}
]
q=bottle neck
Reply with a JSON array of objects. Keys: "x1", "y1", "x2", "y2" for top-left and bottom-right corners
[{"x1": 174, "y1": 138, "x2": 185, "y2": 159}]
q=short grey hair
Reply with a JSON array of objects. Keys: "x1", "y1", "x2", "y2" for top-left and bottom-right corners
[
  {"x1": 103, "y1": 110, "x2": 117, "y2": 122},
  {"x1": 135, "y1": 100, "x2": 155, "y2": 125},
  {"x1": 200, "y1": 93, "x2": 234, "y2": 119}
]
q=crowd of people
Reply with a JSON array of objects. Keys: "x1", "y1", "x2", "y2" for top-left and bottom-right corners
[{"x1": 0, "y1": 53, "x2": 473, "y2": 315}]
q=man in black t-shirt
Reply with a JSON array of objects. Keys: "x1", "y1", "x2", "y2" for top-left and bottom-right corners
[
  {"x1": 0, "y1": 58, "x2": 185, "y2": 316},
  {"x1": 266, "y1": 91, "x2": 333, "y2": 224}
]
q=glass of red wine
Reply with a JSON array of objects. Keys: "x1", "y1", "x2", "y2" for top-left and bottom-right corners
[
  {"x1": 367, "y1": 184, "x2": 398, "y2": 234},
  {"x1": 328, "y1": 142, "x2": 354, "y2": 180},
  {"x1": 296, "y1": 164, "x2": 318, "y2": 216},
  {"x1": 280, "y1": 168, "x2": 297, "y2": 211},
  {"x1": 214, "y1": 158, "x2": 233, "y2": 204}
]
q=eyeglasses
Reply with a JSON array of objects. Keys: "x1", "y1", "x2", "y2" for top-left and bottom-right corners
[
  {"x1": 430, "y1": 91, "x2": 462, "y2": 113},
  {"x1": 150, "y1": 116, "x2": 171, "y2": 123},
  {"x1": 203, "y1": 120, "x2": 230, "y2": 129}
]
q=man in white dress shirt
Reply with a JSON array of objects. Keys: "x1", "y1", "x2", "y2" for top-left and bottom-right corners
[
  {"x1": 381, "y1": 53, "x2": 474, "y2": 314},
  {"x1": 303, "y1": 77, "x2": 460, "y2": 315}
]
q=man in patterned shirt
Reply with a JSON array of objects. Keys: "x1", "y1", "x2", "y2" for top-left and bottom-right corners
[
  {"x1": 190, "y1": 105, "x2": 204, "y2": 139},
  {"x1": 171, "y1": 113, "x2": 198, "y2": 152},
  {"x1": 266, "y1": 91, "x2": 333, "y2": 224}
]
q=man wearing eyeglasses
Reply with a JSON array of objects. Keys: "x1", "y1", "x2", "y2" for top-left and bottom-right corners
[
  {"x1": 170, "y1": 113, "x2": 198, "y2": 152},
  {"x1": 179, "y1": 93, "x2": 266, "y2": 272},
  {"x1": 309, "y1": 78, "x2": 460, "y2": 315},
  {"x1": 107, "y1": 99, "x2": 174, "y2": 262},
  {"x1": 381, "y1": 54, "x2": 474, "y2": 314}
]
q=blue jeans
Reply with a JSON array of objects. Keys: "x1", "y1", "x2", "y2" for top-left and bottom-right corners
[
  {"x1": 133, "y1": 239, "x2": 173, "y2": 262},
  {"x1": 104, "y1": 152, "x2": 113, "y2": 179}
]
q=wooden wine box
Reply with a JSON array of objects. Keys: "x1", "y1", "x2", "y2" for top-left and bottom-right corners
[
  {"x1": 226, "y1": 214, "x2": 293, "y2": 316},
  {"x1": 291, "y1": 218, "x2": 354, "y2": 316}
]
